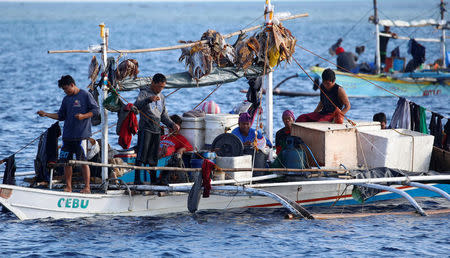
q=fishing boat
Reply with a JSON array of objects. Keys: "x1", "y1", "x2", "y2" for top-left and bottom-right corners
[
  {"x1": 0, "y1": 1, "x2": 449, "y2": 221},
  {"x1": 309, "y1": 0, "x2": 450, "y2": 97}
]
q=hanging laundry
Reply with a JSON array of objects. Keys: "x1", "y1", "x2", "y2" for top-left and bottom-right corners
[
  {"x1": 429, "y1": 112, "x2": 443, "y2": 148},
  {"x1": 245, "y1": 76, "x2": 263, "y2": 126},
  {"x1": 2, "y1": 155, "x2": 16, "y2": 185},
  {"x1": 117, "y1": 103, "x2": 138, "y2": 149},
  {"x1": 419, "y1": 106, "x2": 428, "y2": 134},
  {"x1": 34, "y1": 122, "x2": 61, "y2": 182},
  {"x1": 444, "y1": 120, "x2": 450, "y2": 151},
  {"x1": 389, "y1": 97, "x2": 411, "y2": 129},
  {"x1": 201, "y1": 159, "x2": 215, "y2": 198},
  {"x1": 89, "y1": 87, "x2": 101, "y2": 126},
  {"x1": 405, "y1": 39, "x2": 426, "y2": 72},
  {"x1": 410, "y1": 102, "x2": 420, "y2": 132}
]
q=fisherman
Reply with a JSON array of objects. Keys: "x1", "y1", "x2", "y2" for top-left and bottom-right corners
[
  {"x1": 37, "y1": 75, "x2": 99, "y2": 193},
  {"x1": 133, "y1": 73, "x2": 179, "y2": 184},
  {"x1": 296, "y1": 68, "x2": 350, "y2": 123},
  {"x1": 373, "y1": 112, "x2": 387, "y2": 129},
  {"x1": 159, "y1": 114, "x2": 193, "y2": 158},
  {"x1": 335, "y1": 47, "x2": 358, "y2": 72},
  {"x1": 379, "y1": 26, "x2": 398, "y2": 69},
  {"x1": 232, "y1": 112, "x2": 272, "y2": 169},
  {"x1": 275, "y1": 110, "x2": 295, "y2": 155}
]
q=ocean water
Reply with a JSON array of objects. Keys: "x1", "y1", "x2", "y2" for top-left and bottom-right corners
[{"x1": 0, "y1": 0, "x2": 449, "y2": 256}]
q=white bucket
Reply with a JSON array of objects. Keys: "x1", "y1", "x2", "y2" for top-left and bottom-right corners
[
  {"x1": 204, "y1": 114, "x2": 239, "y2": 146},
  {"x1": 179, "y1": 116, "x2": 205, "y2": 151},
  {"x1": 215, "y1": 155, "x2": 253, "y2": 181}
]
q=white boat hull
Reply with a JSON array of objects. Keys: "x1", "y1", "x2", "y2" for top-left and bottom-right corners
[{"x1": 1, "y1": 182, "x2": 448, "y2": 220}]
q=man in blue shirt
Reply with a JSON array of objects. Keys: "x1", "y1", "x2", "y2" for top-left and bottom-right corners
[
  {"x1": 37, "y1": 75, "x2": 99, "y2": 193},
  {"x1": 232, "y1": 112, "x2": 272, "y2": 169}
]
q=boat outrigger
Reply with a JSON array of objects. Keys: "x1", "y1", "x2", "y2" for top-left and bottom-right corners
[{"x1": 0, "y1": 1, "x2": 449, "y2": 221}]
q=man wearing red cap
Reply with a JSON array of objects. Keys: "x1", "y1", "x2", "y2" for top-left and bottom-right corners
[{"x1": 336, "y1": 47, "x2": 358, "y2": 72}]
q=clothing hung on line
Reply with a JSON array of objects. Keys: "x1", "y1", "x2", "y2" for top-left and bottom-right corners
[
  {"x1": 34, "y1": 122, "x2": 61, "y2": 182},
  {"x1": 117, "y1": 103, "x2": 138, "y2": 149},
  {"x1": 389, "y1": 97, "x2": 411, "y2": 129},
  {"x1": 429, "y1": 112, "x2": 443, "y2": 148},
  {"x1": 2, "y1": 155, "x2": 16, "y2": 185},
  {"x1": 409, "y1": 102, "x2": 428, "y2": 134}
]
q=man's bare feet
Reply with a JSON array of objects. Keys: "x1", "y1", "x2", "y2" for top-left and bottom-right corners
[
  {"x1": 64, "y1": 187, "x2": 72, "y2": 192},
  {"x1": 80, "y1": 188, "x2": 91, "y2": 194}
]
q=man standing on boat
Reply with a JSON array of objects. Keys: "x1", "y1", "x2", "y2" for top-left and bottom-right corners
[
  {"x1": 295, "y1": 68, "x2": 350, "y2": 123},
  {"x1": 379, "y1": 26, "x2": 397, "y2": 69},
  {"x1": 37, "y1": 75, "x2": 99, "y2": 193},
  {"x1": 133, "y1": 73, "x2": 179, "y2": 184}
]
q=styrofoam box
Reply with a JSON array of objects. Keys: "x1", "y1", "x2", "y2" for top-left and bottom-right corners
[
  {"x1": 357, "y1": 129, "x2": 434, "y2": 172},
  {"x1": 215, "y1": 155, "x2": 253, "y2": 182}
]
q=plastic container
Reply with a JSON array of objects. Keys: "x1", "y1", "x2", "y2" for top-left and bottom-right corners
[
  {"x1": 114, "y1": 150, "x2": 136, "y2": 165},
  {"x1": 179, "y1": 116, "x2": 205, "y2": 151},
  {"x1": 204, "y1": 114, "x2": 239, "y2": 147},
  {"x1": 215, "y1": 155, "x2": 252, "y2": 182}
]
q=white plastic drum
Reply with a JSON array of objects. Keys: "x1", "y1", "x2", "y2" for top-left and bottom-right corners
[
  {"x1": 179, "y1": 116, "x2": 205, "y2": 151},
  {"x1": 204, "y1": 114, "x2": 239, "y2": 147}
]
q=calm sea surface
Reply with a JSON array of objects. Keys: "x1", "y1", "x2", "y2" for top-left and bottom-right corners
[{"x1": 0, "y1": 0, "x2": 449, "y2": 257}]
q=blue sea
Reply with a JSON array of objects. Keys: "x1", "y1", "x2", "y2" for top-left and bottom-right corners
[{"x1": 0, "y1": 0, "x2": 449, "y2": 256}]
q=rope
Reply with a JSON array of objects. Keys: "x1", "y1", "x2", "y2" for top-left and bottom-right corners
[
  {"x1": 192, "y1": 83, "x2": 223, "y2": 111},
  {"x1": 392, "y1": 128, "x2": 415, "y2": 171},
  {"x1": 1, "y1": 130, "x2": 46, "y2": 161},
  {"x1": 249, "y1": 26, "x2": 272, "y2": 185},
  {"x1": 291, "y1": 55, "x2": 355, "y2": 126},
  {"x1": 165, "y1": 88, "x2": 181, "y2": 98},
  {"x1": 296, "y1": 43, "x2": 450, "y2": 120},
  {"x1": 295, "y1": 43, "x2": 402, "y2": 98}
]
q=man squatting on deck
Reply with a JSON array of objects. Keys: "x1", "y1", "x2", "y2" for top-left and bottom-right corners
[
  {"x1": 37, "y1": 75, "x2": 100, "y2": 193},
  {"x1": 133, "y1": 73, "x2": 179, "y2": 184},
  {"x1": 296, "y1": 68, "x2": 350, "y2": 123}
]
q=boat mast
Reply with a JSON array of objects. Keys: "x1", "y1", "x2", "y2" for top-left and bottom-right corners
[
  {"x1": 374, "y1": 0, "x2": 381, "y2": 74},
  {"x1": 99, "y1": 23, "x2": 109, "y2": 188},
  {"x1": 264, "y1": 0, "x2": 274, "y2": 160},
  {"x1": 441, "y1": 0, "x2": 447, "y2": 67}
]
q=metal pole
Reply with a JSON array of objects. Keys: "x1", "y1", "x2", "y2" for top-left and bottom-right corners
[
  {"x1": 374, "y1": 0, "x2": 381, "y2": 74},
  {"x1": 441, "y1": 0, "x2": 447, "y2": 67},
  {"x1": 99, "y1": 23, "x2": 109, "y2": 188},
  {"x1": 265, "y1": 0, "x2": 274, "y2": 161}
]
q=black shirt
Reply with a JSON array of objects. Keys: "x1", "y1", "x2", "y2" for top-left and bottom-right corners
[{"x1": 320, "y1": 83, "x2": 343, "y2": 114}]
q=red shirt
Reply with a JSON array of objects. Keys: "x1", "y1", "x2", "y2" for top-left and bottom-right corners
[{"x1": 160, "y1": 133, "x2": 193, "y2": 157}]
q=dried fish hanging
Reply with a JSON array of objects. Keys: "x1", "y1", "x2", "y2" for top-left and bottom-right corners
[
  {"x1": 255, "y1": 22, "x2": 297, "y2": 68},
  {"x1": 178, "y1": 22, "x2": 296, "y2": 82},
  {"x1": 234, "y1": 36, "x2": 260, "y2": 71},
  {"x1": 201, "y1": 29, "x2": 236, "y2": 67},
  {"x1": 115, "y1": 59, "x2": 139, "y2": 81},
  {"x1": 87, "y1": 56, "x2": 100, "y2": 90}
]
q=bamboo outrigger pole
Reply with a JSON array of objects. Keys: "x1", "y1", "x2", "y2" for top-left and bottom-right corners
[{"x1": 48, "y1": 13, "x2": 308, "y2": 54}]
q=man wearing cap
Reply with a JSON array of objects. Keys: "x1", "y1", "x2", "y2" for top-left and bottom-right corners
[
  {"x1": 232, "y1": 113, "x2": 272, "y2": 148},
  {"x1": 275, "y1": 110, "x2": 295, "y2": 155},
  {"x1": 336, "y1": 47, "x2": 358, "y2": 72},
  {"x1": 232, "y1": 112, "x2": 272, "y2": 169}
]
